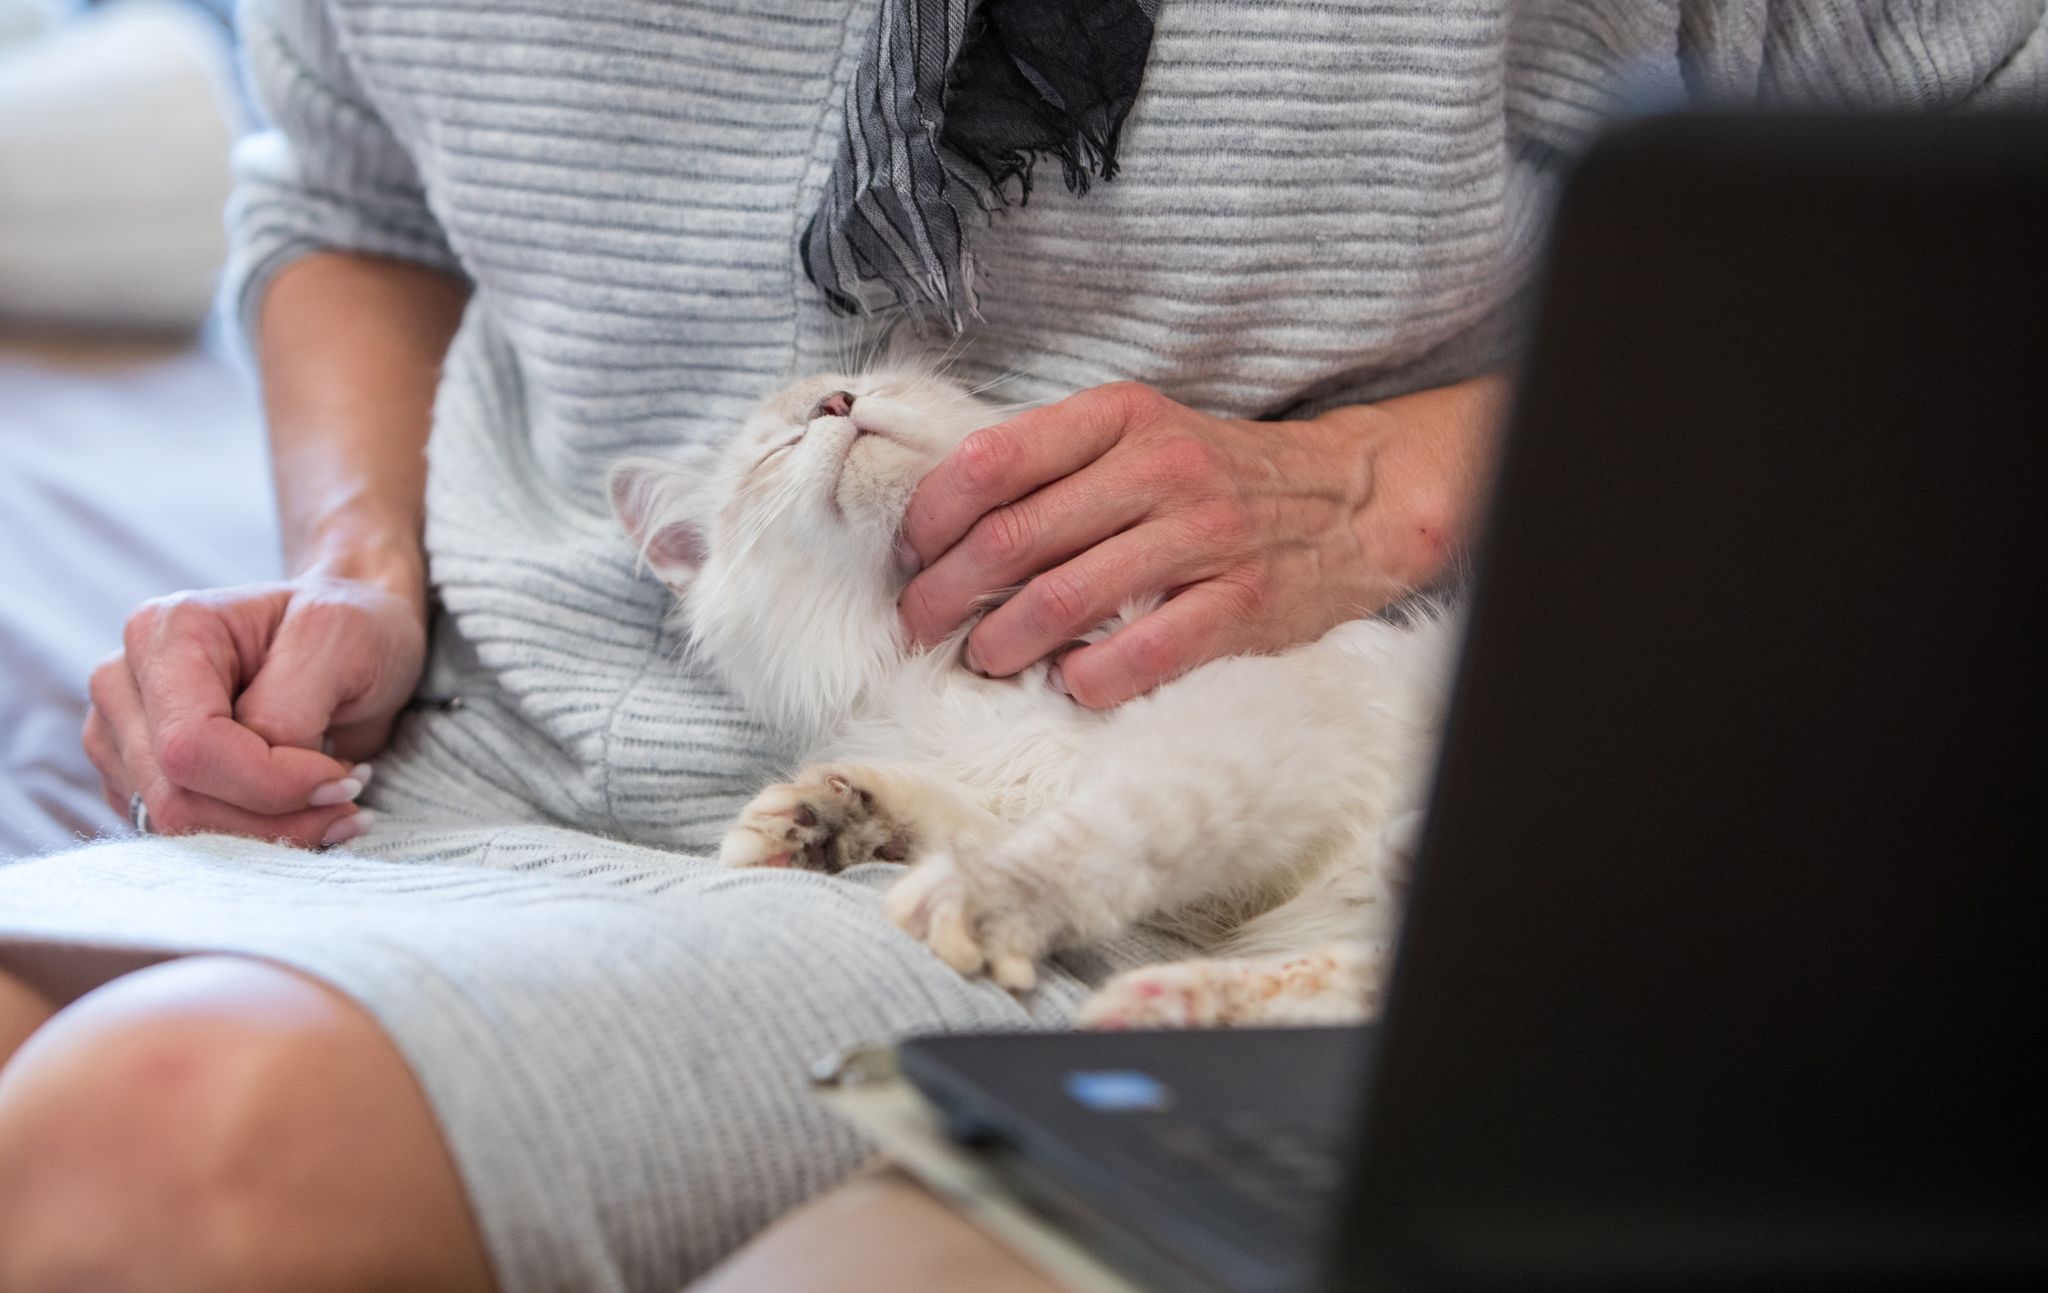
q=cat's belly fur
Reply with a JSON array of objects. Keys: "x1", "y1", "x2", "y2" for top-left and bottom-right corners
[{"x1": 816, "y1": 611, "x2": 1453, "y2": 944}]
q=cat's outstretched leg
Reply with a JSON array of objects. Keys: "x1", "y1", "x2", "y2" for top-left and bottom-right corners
[
  {"x1": 887, "y1": 640, "x2": 1432, "y2": 990},
  {"x1": 720, "y1": 763, "x2": 993, "y2": 875},
  {"x1": 1076, "y1": 942, "x2": 1391, "y2": 1030}
]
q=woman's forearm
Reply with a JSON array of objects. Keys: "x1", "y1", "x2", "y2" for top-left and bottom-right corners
[{"x1": 256, "y1": 252, "x2": 470, "y2": 612}]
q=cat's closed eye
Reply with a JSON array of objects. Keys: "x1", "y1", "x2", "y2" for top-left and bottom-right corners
[{"x1": 751, "y1": 431, "x2": 804, "y2": 471}]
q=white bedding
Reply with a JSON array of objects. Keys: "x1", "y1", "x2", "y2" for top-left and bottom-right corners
[{"x1": 0, "y1": 341, "x2": 277, "y2": 857}]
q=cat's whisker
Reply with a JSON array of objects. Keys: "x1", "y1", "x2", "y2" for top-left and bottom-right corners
[
  {"x1": 928, "y1": 331, "x2": 973, "y2": 378},
  {"x1": 956, "y1": 352, "x2": 1049, "y2": 401},
  {"x1": 956, "y1": 374, "x2": 1016, "y2": 400},
  {"x1": 974, "y1": 398, "x2": 1048, "y2": 420}
]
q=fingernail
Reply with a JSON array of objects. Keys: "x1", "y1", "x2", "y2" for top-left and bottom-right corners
[
  {"x1": 308, "y1": 777, "x2": 363, "y2": 807},
  {"x1": 320, "y1": 810, "x2": 372, "y2": 848},
  {"x1": 1047, "y1": 660, "x2": 1071, "y2": 698},
  {"x1": 351, "y1": 763, "x2": 375, "y2": 787},
  {"x1": 893, "y1": 537, "x2": 923, "y2": 576}
]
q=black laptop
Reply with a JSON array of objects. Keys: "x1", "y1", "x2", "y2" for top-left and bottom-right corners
[{"x1": 897, "y1": 114, "x2": 2048, "y2": 1293}]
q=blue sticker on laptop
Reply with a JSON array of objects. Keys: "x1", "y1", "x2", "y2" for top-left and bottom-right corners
[{"x1": 1064, "y1": 1069, "x2": 1174, "y2": 1113}]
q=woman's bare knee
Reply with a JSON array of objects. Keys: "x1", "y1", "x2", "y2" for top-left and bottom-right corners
[{"x1": 0, "y1": 956, "x2": 494, "y2": 1293}]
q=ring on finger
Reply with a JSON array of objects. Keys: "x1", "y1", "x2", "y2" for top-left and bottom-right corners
[{"x1": 129, "y1": 791, "x2": 152, "y2": 836}]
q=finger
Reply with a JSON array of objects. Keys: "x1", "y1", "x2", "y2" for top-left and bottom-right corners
[
  {"x1": 101, "y1": 650, "x2": 361, "y2": 846},
  {"x1": 83, "y1": 707, "x2": 131, "y2": 816},
  {"x1": 324, "y1": 713, "x2": 399, "y2": 765},
  {"x1": 133, "y1": 624, "x2": 357, "y2": 815},
  {"x1": 232, "y1": 608, "x2": 366, "y2": 751},
  {"x1": 899, "y1": 460, "x2": 1154, "y2": 649},
  {"x1": 961, "y1": 521, "x2": 1195, "y2": 678},
  {"x1": 235, "y1": 598, "x2": 414, "y2": 760},
  {"x1": 85, "y1": 652, "x2": 149, "y2": 804},
  {"x1": 1055, "y1": 579, "x2": 1261, "y2": 709},
  {"x1": 133, "y1": 770, "x2": 366, "y2": 849},
  {"x1": 899, "y1": 383, "x2": 1162, "y2": 568}
]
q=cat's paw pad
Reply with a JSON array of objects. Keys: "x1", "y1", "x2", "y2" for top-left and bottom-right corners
[
  {"x1": 1076, "y1": 962, "x2": 1238, "y2": 1030},
  {"x1": 885, "y1": 855, "x2": 1047, "y2": 992},
  {"x1": 720, "y1": 767, "x2": 911, "y2": 874}
]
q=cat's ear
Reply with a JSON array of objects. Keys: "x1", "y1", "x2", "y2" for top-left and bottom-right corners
[{"x1": 610, "y1": 454, "x2": 712, "y2": 586}]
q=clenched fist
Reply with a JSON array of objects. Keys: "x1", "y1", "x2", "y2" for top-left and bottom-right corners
[{"x1": 83, "y1": 576, "x2": 427, "y2": 848}]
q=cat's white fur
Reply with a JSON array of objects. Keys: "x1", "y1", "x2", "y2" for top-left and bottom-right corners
[{"x1": 610, "y1": 368, "x2": 1454, "y2": 1027}]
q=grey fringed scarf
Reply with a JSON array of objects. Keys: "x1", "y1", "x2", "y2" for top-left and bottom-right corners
[{"x1": 801, "y1": 0, "x2": 1163, "y2": 329}]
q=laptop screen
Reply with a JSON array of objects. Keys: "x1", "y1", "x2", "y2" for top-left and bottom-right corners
[{"x1": 1335, "y1": 114, "x2": 2048, "y2": 1289}]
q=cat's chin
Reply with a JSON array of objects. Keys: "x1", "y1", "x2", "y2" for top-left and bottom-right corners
[{"x1": 832, "y1": 435, "x2": 927, "y2": 533}]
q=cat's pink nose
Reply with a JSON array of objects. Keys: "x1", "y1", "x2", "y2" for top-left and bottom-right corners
[{"x1": 809, "y1": 390, "x2": 855, "y2": 420}]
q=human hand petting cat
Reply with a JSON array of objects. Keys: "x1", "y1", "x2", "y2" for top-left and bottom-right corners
[
  {"x1": 896, "y1": 373, "x2": 1508, "y2": 708},
  {"x1": 83, "y1": 576, "x2": 427, "y2": 849}
]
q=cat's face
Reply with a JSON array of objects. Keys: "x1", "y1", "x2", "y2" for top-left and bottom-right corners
[
  {"x1": 733, "y1": 369, "x2": 997, "y2": 537},
  {"x1": 610, "y1": 368, "x2": 1003, "y2": 730}
]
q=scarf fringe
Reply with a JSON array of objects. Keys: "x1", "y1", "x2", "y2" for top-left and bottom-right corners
[{"x1": 801, "y1": 0, "x2": 1159, "y2": 330}]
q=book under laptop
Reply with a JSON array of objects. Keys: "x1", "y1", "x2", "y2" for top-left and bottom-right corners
[{"x1": 892, "y1": 113, "x2": 2048, "y2": 1293}]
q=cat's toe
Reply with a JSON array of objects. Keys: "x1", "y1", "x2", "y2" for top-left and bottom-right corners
[
  {"x1": 718, "y1": 829, "x2": 795, "y2": 869},
  {"x1": 886, "y1": 858, "x2": 1050, "y2": 990},
  {"x1": 988, "y1": 952, "x2": 1038, "y2": 993},
  {"x1": 721, "y1": 782, "x2": 829, "y2": 869},
  {"x1": 924, "y1": 897, "x2": 989, "y2": 976},
  {"x1": 807, "y1": 769, "x2": 872, "y2": 812},
  {"x1": 884, "y1": 856, "x2": 948, "y2": 936}
]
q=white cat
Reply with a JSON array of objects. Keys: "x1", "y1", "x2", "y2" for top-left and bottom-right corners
[{"x1": 610, "y1": 369, "x2": 1455, "y2": 1027}]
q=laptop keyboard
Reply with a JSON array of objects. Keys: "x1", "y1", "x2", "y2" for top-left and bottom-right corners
[{"x1": 1131, "y1": 1112, "x2": 1347, "y2": 1236}]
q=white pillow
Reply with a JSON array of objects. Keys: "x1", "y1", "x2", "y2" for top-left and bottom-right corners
[
  {"x1": 0, "y1": 1, "x2": 242, "y2": 331},
  {"x1": 0, "y1": 2, "x2": 75, "y2": 47}
]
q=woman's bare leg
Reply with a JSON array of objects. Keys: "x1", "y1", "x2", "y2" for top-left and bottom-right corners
[
  {"x1": 0, "y1": 955, "x2": 496, "y2": 1293},
  {"x1": 0, "y1": 967, "x2": 56, "y2": 1070}
]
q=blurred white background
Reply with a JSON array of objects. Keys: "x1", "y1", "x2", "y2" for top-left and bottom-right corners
[
  {"x1": 2, "y1": 0, "x2": 241, "y2": 330},
  {"x1": 1, "y1": 0, "x2": 280, "y2": 857}
]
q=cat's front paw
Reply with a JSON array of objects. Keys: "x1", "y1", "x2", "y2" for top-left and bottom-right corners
[
  {"x1": 720, "y1": 766, "x2": 912, "y2": 875},
  {"x1": 884, "y1": 853, "x2": 1056, "y2": 992}
]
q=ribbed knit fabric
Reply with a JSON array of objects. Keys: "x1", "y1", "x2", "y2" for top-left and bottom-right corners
[{"x1": 4, "y1": 3, "x2": 2041, "y2": 1291}]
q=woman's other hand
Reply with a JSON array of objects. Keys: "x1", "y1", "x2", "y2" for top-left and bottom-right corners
[
  {"x1": 83, "y1": 573, "x2": 428, "y2": 848},
  {"x1": 896, "y1": 375, "x2": 1507, "y2": 708}
]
